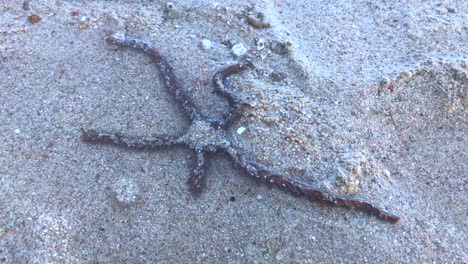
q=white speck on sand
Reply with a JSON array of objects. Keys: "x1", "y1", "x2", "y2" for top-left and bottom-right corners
[{"x1": 236, "y1": 127, "x2": 246, "y2": 135}]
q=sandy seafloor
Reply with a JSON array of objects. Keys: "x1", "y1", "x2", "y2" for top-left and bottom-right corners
[{"x1": 0, "y1": 0, "x2": 467, "y2": 263}]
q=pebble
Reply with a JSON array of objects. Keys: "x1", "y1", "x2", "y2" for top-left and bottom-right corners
[
  {"x1": 28, "y1": 14, "x2": 41, "y2": 24},
  {"x1": 446, "y1": 7, "x2": 456, "y2": 13},
  {"x1": 255, "y1": 38, "x2": 266, "y2": 51},
  {"x1": 231, "y1": 43, "x2": 247, "y2": 57},
  {"x1": 166, "y1": 2, "x2": 175, "y2": 11},
  {"x1": 383, "y1": 169, "x2": 391, "y2": 177},
  {"x1": 165, "y1": 2, "x2": 179, "y2": 19},
  {"x1": 22, "y1": 0, "x2": 30, "y2": 10},
  {"x1": 256, "y1": 194, "x2": 263, "y2": 200},
  {"x1": 400, "y1": 70, "x2": 413, "y2": 81},
  {"x1": 14, "y1": 129, "x2": 21, "y2": 134},
  {"x1": 270, "y1": 40, "x2": 293, "y2": 54},
  {"x1": 461, "y1": 61, "x2": 468, "y2": 69},
  {"x1": 270, "y1": 71, "x2": 287, "y2": 82},
  {"x1": 111, "y1": 31, "x2": 126, "y2": 41},
  {"x1": 236, "y1": 127, "x2": 246, "y2": 135},
  {"x1": 266, "y1": 238, "x2": 280, "y2": 256},
  {"x1": 199, "y1": 39, "x2": 212, "y2": 50},
  {"x1": 379, "y1": 76, "x2": 391, "y2": 89}
]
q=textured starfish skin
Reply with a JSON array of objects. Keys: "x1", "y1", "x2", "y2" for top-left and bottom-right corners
[{"x1": 82, "y1": 34, "x2": 400, "y2": 223}]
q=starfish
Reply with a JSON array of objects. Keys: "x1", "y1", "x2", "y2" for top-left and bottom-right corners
[{"x1": 82, "y1": 34, "x2": 401, "y2": 223}]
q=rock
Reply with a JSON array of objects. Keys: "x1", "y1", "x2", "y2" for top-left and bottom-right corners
[
  {"x1": 236, "y1": 127, "x2": 246, "y2": 135},
  {"x1": 255, "y1": 38, "x2": 266, "y2": 51},
  {"x1": 271, "y1": 40, "x2": 293, "y2": 54},
  {"x1": 335, "y1": 151, "x2": 368, "y2": 192},
  {"x1": 231, "y1": 43, "x2": 247, "y2": 57},
  {"x1": 266, "y1": 238, "x2": 280, "y2": 256},
  {"x1": 164, "y1": 2, "x2": 179, "y2": 19},
  {"x1": 270, "y1": 71, "x2": 287, "y2": 82},
  {"x1": 199, "y1": 39, "x2": 212, "y2": 50}
]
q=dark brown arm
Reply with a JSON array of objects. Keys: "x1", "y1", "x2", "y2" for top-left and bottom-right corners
[
  {"x1": 225, "y1": 146, "x2": 401, "y2": 223},
  {"x1": 106, "y1": 34, "x2": 201, "y2": 121},
  {"x1": 211, "y1": 60, "x2": 253, "y2": 129}
]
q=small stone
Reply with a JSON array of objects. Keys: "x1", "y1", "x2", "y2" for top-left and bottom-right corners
[
  {"x1": 266, "y1": 238, "x2": 280, "y2": 256},
  {"x1": 14, "y1": 129, "x2": 21, "y2": 134},
  {"x1": 165, "y1": 2, "x2": 179, "y2": 19},
  {"x1": 379, "y1": 76, "x2": 391, "y2": 89},
  {"x1": 236, "y1": 127, "x2": 246, "y2": 135},
  {"x1": 22, "y1": 0, "x2": 30, "y2": 10},
  {"x1": 400, "y1": 70, "x2": 413, "y2": 81},
  {"x1": 461, "y1": 61, "x2": 468, "y2": 69},
  {"x1": 308, "y1": 235, "x2": 316, "y2": 242},
  {"x1": 415, "y1": 68, "x2": 424, "y2": 75},
  {"x1": 270, "y1": 40, "x2": 293, "y2": 54},
  {"x1": 79, "y1": 22, "x2": 89, "y2": 30},
  {"x1": 256, "y1": 194, "x2": 263, "y2": 200},
  {"x1": 231, "y1": 43, "x2": 247, "y2": 57},
  {"x1": 255, "y1": 38, "x2": 266, "y2": 51},
  {"x1": 199, "y1": 39, "x2": 212, "y2": 51},
  {"x1": 270, "y1": 71, "x2": 287, "y2": 82},
  {"x1": 221, "y1": 35, "x2": 232, "y2": 47},
  {"x1": 383, "y1": 169, "x2": 391, "y2": 177},
  {"x1": 335, "y1": 152, "x2": 365, "y2": 193},
  {"x1": 110, "y1": 31, "x2": 126, "y2": 41},
  {"x1": 28, "y1": 14, "x2": 41, "y2": 24},
  {"x1": 166, "y1": 2, "x2": 175, "y2": 11}
]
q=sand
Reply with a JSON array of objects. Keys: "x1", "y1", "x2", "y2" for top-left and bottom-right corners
[{"x1": 1, "y1": 0, "x2": 466, "y2": 263}]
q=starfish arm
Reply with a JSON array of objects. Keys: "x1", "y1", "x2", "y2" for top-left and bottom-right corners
[
  {"x1": 81, "y1": 128, "x2": 182, "y2": 149},
  {"x1": 225, "y1": 146, "x2": 401, "y2": 223},
  {"x1": 106, "y1": 34, "x2": 200, "y2": 121},
  {"x1": 212, "y1": 60, "x2": 253, "y2": 128},
  {"x1": 187, "y1": 149, "x2": 206, "y2": 195}
]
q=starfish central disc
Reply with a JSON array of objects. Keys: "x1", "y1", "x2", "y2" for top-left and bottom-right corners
[{"x1": 179, "y1": 120, "x2": 231, "y2": 152}]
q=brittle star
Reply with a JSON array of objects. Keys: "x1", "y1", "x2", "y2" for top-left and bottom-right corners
[{"x1": 82, "y1": 34, "x2": 400, "y2": 223}]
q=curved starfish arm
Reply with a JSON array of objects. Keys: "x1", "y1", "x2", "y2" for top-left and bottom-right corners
[
  {"x1": 187, "y1": 149, "x2": 206, "y2": 195},
  {"x1": 81, "y1": 128, "x2": 182, "y2": 149},
  {"x1": 225, "y1": 146, "x2": 401, "y2": 223},
  {"x1": 106, "y1": 34, "x2": 200, "y2": 121},
  {"x1": 212, "y1": 60, "x2": 253, "y2": 128}
]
